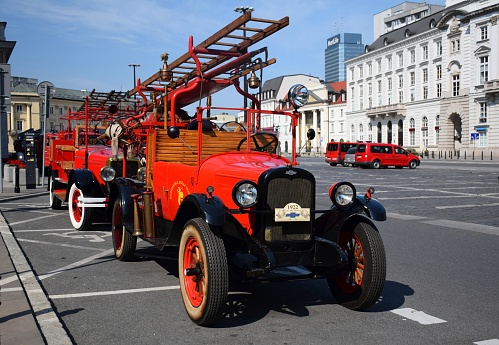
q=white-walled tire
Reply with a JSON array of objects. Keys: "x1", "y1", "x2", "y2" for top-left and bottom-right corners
[{"x1": 68, "y1": 184, "x2": 93, "y2": 230}]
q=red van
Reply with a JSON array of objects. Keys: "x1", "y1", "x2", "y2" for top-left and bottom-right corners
[
  {"x1": 355, "y1": 143, "x2": 420, "y2": 169},
  {"x1": 325, "y1": 142, "x2": 358, "y2": 166}
]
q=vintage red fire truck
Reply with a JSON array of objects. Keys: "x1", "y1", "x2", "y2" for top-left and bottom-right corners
[{"x1": 49, "y1": 12, "x2": 387, "y2": 326}]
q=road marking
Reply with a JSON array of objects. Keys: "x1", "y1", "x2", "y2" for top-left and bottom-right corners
[
  {"x1": 17, "y1": 238, "x2": 105, "y2": 251},
  {"x1": 387, "y1": 213, "x2": 427, "y2": 221},
  {"x1": 43, "y1": 230, "x2": 111, "y2": 242},
  {"x1": 49, "y1": 285, "x2": 180, "y2": 299},
  {"x1": 15, "y1": 228, "x2": 79, "y2": 232},
  {"x1": 7, "y1": 213, "x2": 63, "y2": 226},
  {"x1": 391, "y1": 308, "x2": 447, "y2": 325},
  {"x1": 474, "y1": 340, "x2": 499, "y2": 345},
  {"x1": 435, "y1": 202, "x2": 499, "y2": 209},
  {"x1": 421, "y1": 219, "x2": 499, "y2": 236}
]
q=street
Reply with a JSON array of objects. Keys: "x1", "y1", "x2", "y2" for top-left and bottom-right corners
[{"x1": 1, "y1": 158, "x2": 498, "y2": 345}]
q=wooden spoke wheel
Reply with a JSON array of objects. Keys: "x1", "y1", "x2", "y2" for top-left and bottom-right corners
[{"x1": 111, "y1": 198, "x2": 136, "y2": 261}]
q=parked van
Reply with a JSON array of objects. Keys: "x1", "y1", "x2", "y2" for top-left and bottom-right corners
[
  {"x1": 355, "y1": 143, "x2": 420, "y2": 169},
  {"x1": 325, "y1": 142, "x2": 358, "y2": 166}
]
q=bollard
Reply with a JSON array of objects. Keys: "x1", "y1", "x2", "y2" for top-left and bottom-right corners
[{"x1": 14, "y1": 165, "x2": 20, "y2": 193}]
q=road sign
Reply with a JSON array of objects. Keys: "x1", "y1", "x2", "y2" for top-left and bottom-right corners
[
  {"x1": 470, "y1": 133, "x2": 479, "y2": 141},
  {"x1": 37, "y1": 81, "x2": 55, "y2": 99}
]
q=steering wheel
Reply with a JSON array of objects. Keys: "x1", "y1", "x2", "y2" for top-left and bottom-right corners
[
  {"x1": 219, "y1": 121, "x2": 246, "y2": 132},
  {"x1": 237, "y1": 132, "x2": 279, "y2": 153}
]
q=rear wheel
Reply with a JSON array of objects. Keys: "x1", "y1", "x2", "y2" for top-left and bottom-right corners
[
  {"x1": 112, "y1": 198, "x2": 136, "y2": 261},
  {"x1": 371, "y1": 160, "x2": 381, "y2": 169},
  {"x1": 179, "y1": 218, "x2": 228, "y2": 326},
  {"x1": 49, "y1": 175, "x2": 62, "y2": 210},
  {"x1": 329, "y1": 163, "x2": 337, "y2": 167},
  {"x1": 328, "y1": 222, "x2": 386, "y2": 310},
  {"x1": 68, "y1": 184, "x2": 93, "y2": 230},
  {"x1": 408, "y1": 160, "x2": 418, "y2": 169}
]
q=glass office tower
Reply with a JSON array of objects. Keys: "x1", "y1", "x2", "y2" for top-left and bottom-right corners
[{"x1": 325, "y1": 33, "x2": 364, "y2": 82}]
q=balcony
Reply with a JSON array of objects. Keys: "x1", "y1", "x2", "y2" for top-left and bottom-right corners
[{"x1": 366, "y1": 104, "x2": 406, "y2": 118}]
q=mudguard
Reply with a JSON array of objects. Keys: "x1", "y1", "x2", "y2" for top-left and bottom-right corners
[
  {"x1": 356, "y1": 196, "x2": 386, "y2": 221},
  {"x1": 66, "y1": 169, "x2": 105, "y2": 201},
  {"x1": 179, "y1": 194, "x2": 226, "y2": 226},
  {"x1": 109, "y1": 178, "x2": 141, "y2": 232}
]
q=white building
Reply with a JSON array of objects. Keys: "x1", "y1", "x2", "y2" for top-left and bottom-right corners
[{"x1": 346, "y1": 0, "x2": 499, "y2": 158}]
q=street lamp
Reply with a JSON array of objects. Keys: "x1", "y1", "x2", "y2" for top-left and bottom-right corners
[
  {"x1": 234, "y1": 6, "x2": 254, "y2": 124},
  {"x1": 128, "y1": 63, "x2": 140, "y2": 110}
]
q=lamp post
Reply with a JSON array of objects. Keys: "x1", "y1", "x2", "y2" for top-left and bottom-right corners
[
  {"x1": 128, "y1": 63, "x2": 140, "y2": 110},
  {"x1": 234, "y1": 6, "x2": 254, "y2": 124}
]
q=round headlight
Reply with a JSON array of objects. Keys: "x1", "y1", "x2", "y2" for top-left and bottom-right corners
[
  {"x1": 137, "y1": 167, "x2": 146, "y2": 182},
  {"x1": 329, "y1": 182, "x2": 356, "y2": 208},
  {"x1": 100, "y1": 166, "x2": 116, "y2": 182},
  {"x1": 232, "y1": 180, "x2": 258, "y2": 208},
  {"x1": 288, "y1": 84, "x2": 309, "y2": 108}
]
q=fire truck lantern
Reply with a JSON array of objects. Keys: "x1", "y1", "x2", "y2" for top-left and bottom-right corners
[{"x1": 247, "y1": 71, "x2": 260, "y2": 89}]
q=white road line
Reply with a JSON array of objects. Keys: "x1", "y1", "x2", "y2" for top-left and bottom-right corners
[
  {"x1": 17, "y1": 238, "x2": 105, "y2": 251},
  {"x1": 435, "y1": 202, "x2": 499, "y2": 209},
  {"x1": 14, "y1": 228, "x2": 79, "y2": 232},
  {"x1": 7, "y1": 213, "x2": 63, "y2": 226},
  {"x1": 391, "y1": 308, "x2": 447, "y2": 325},
  {"x1": 474, "y1": 340, "x2": 499, "y2": 345},
  {"x1": 421, "y1": 219, "x2": 499, "y2": 236},
  {"x1": 49, "y1": 285, "x2": 180, "y2": 299},
  {"x1": 387, "y1": 213, "x2": 427, "y2": 221}
]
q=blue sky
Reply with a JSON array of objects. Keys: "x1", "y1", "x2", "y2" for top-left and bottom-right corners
[{"x1": 2, "y1": 0, "x2": 446, "y2": 110}]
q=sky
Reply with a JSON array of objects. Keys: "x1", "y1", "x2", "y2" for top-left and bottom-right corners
[{"x1": 2, "y1": 0, "x2": 446, "y2": 112}]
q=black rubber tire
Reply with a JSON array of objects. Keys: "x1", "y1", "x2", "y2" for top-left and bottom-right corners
[
  {"x1": 371, "y1": 160, "x2": 381, "y2": 169},
  {"x1": 328, "y1": 222, "x2": 386, "y2": 310},
  {"x1": 329, "y1": 163, "x2": 337, "y2": 167},
  {"x1": 49, "y1": 176, "x2": 62, "y2": 210},
  {"x1": 68, "y1": 184, "x2": 93, "y2": 230},
  {"x1": 178, "y1": 218, "x2": 228, "y2": 326},
  {"x1": 409, "y1": 160, "x2": 418, "y2": 169},
  {"x1": 112, "y1": 198, "x2": 136, "y2": 261}
]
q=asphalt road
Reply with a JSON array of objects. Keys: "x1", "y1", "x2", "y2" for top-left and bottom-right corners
[{"x1": 1, "y1": 158, "x2": 498, "y2": 345}]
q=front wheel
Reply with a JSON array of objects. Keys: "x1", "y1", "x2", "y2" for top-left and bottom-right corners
[
  {"x1": 408, "y1": 160, "x2": 418, "y2": 169},
  {"x1": 328, "y1": 222, "x2": 386, "y2": 310},
  {"x1": 68, "y1": 184, "x2": 93, "y2": 230},
  {"x1": 371, "y1": 160, "x2": 381, "y2": 169},
  {"x1": 112, "y1": 198, "x2": 136, "y2": 261},
  {"x1": 49, "y1": 175, "x2": 62, "y2": 210},
  {"x1": 179, "y1": 218, "x2": 228, "y2": 326}
]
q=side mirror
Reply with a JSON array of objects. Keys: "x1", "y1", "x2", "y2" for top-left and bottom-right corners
[
  {"x1": 307, "y1": 129, "x2": 315, "y2": 141},
  {"x1": 167, "y1": 126, "x2": 180, "y2": 139}
]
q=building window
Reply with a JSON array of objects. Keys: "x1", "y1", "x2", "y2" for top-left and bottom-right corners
[
  {"x1": 480, "y1": 26, "x2": 488, "y2": 40},
  {"x1": 50, "y1": 106, "x2": 54, "y2": 115},
  {"x1": 479, "y1": 131, "x2": 487, "y2": 147},
  {"x1": 377, "y1": 80, "x2": 382, "y2": 94},
  {"x1": 387, "y1": 56, "x2": 392, "y2": 69},
  {"x1": 410, "y1": 50, "x2": 415, "y2": 64},
  {"x1": 16, "y1": 104, "x2": 23, "y2": 112},
  {"x1": 359, "y1": 124, "x2": 364, "y2": 142},
  {"x1": 359, "y1": 66, "x2": 363, "y2": 78},
  {"x1": 16, "y1": 120, "x2": 23, "y2": 131},
  {"x1": 398, "y1": 53, "x2": 403, "y2": 67},
  {"x1": 59, "y1": 107, "x2": 63, "y2": 115},
  {"x1": 399, "y1": 75, "x2": 403, "y2": 89},
  {"x1": 423, "y1": 68, "x2": 428, "y2": 83},
  {"x1": 399, "y1": 91, "x2": 404, "y2": 103},
  {"x1": 436, "y1": 65, "x2": 442, "y2": 80},
  {"x1": 50, "y1": 122, "x2": 55, "y2": 131},
  {"x1": 435, "y1": 115, "x2": 440, "y2": 144},
  {"x1": 368, "y1": 64, "x2": 372, "y2": 76},
  {"x1": 422, "y1": 45, "x2": 428, "y2": 60},
  {"x1": 437, "y1": 83, "x2": 442, "y2": 98},
  {"x1": 411, "y1": 88, "x2": 415, "y2": 102},
  {"x1": 368, "y1": 123, "x2": 373, "y2": 142},
  {"x1": 350, "y1": 69, "x2": 355, "y2": 80},
  {"x1": 368, "y1": 97, "x2": 372, "y2": 108},
  {"x1": 410, "y1": 118, "x2": 415, "y2": 146},
  {"x1": 368, "y1": 83, "x2": 372, "y2": 95},
  {"x1": 452, "y1": 74, "x2": 460, "y2": 96},
  {"x1": 388, "y1": 77, "x2": 392, "y2": 91},
  {"x1": 436, "y1": 41, "x2": 442, "y2": 56},
  {"x1": 451, "y1": 38, "x2": 460, "y2": 54},
  {"x1": 359, "y1": 85, "x2": 363, "y2": 97},
  {"x1": 377, "y1": 60, "x2": 382, "y2": 74},
  {"x1": 422, "y1": 116, "x2": 429, "y2": 148},
  {"x1": 388, "y1": 93, "x2": 392, "y2": 105},
  {"x1": 480, "y1": 56, "x2": 489, "y2": 84},
  {"x1": 423, "y1": 86, "x2": 428, "y2": 100},
  {"x1": 479, "y1": 103, "x2": 487, "y2": 123},
  {"x1": 410, "y1": 72, "x2": 415, "y2": 86}
]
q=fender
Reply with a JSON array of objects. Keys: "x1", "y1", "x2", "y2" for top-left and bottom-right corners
[
  {"x1": 109, "y1": 178, "x2": 143, "y2": 233},
  {"x1": 167, "y1": 193, "x2": 226, "y2": 246},
  {"x1": 355, "y1": 196, "x2": 386, "y2": 221},
  {"x1": 66, "y1": 169, "x2": 105, "y2": 200}
]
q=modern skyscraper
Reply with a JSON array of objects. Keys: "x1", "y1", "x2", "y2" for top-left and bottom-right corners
[{"x1": 324, "y1": 33, "x2": 364, "y2": 82}]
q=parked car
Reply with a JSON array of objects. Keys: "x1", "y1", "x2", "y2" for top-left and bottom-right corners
[
  {"x1": 344, "y1": 146, "x2": 358, "y2": 166},
  {"x1": 355, "y1": 143, "x2": 420, "y2": 169},
  {"x1": 325, "y1": 141, "x2": 358, "y2": 166}
]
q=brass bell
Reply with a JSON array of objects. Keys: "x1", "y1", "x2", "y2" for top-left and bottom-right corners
[{"x1": 247, "y1": 71, "x2": 260, "y2": 89}]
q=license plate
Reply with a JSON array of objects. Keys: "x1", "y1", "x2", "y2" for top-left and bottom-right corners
[{"x1": 275, "y1": 202, "x2": 310, "y2": 222}]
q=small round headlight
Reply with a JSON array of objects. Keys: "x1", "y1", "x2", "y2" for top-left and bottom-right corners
[
  {"x1": 329, "y1": 182, "x2": 356, "y2": 208},
  {"x1": 100, "y1": 166, "x2": 116, "y2": 182},
  {"x1": 288, "y1": 84, "x2": 309, "y2": 109},
  {"x1": 137, "y1": 167, "x2": 146, "y2": 182},
  {"x1": 232, "y1": 180, "x2": 258, "y2": 208}
]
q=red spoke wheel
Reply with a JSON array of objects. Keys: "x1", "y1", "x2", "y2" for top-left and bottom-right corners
[
  {"x1": 68, "y1": 184, "x2": 93, "y2": 230},
  {"x1": 179, "y1": 218, "x2": 228, "y2": 326},
  {"x1": 328, "y1": 222, "x2": 386, "y2": 310},
  {"x1": 111, "y1": 198, "x2": 136, "y2": 261}
]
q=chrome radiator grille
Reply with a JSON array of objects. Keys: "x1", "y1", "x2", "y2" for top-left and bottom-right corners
[{"x1": 263, "y1": 177, "x2": 313, "y2": 242}]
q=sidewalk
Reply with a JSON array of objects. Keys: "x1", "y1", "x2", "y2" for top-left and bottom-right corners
[{"x1": 0, "y1": 182, "x2": 70, "y2": 345}]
